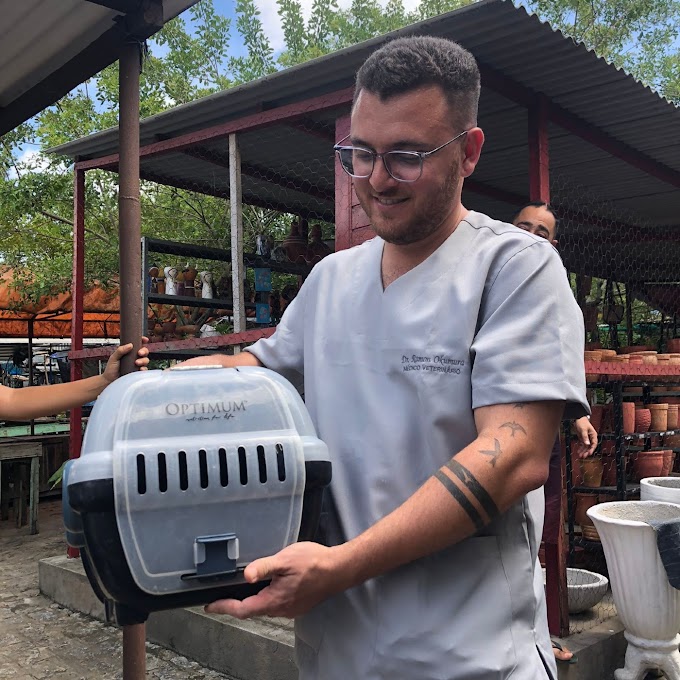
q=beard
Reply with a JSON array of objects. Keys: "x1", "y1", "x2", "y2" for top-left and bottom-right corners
[{"x1": 360, "y1": 162, "x2": 463, "y2": 246}]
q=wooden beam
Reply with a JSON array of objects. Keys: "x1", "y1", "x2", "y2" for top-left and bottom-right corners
[{"x1": 75, "y1": 87, "x2": 354, "y2": 171}]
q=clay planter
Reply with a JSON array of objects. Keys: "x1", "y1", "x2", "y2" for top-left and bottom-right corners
[
  {"x1": 650, "y1": 403, "x2": 669, "y2": 432},
  {"x1": 601, "y1": 455, "x2": 619, "y2": 487},
  {"x1": 161, "y1": 320, "x2": 176, "y2": 335},
  {"x1": 590, "y1": 404, "x2": 605, "y2": 432},
  {"x1": 623, "y1": 401, "x2": 636, "y2": 434},
  {"x1": 635, "y1": 408, "x2": 652, "y2": 433},
  {"x1": 575, "y1": 493, "x2": 599, "y2": 527},
  {"x1": 661, "y1": 450, "x2": 675, "y2": 477},
  {"x1": 580, "y1": 457, "x2": 604, "y2": 487},
  {"x1": 668, "y1": 405, "x2": 679, "y2": 430},
  {"x1": 631, "y1": 450, "x2": 665, "y2": 482},
  {"x1": 667, "y1": 338, "x2": 680, "y2": 353}
]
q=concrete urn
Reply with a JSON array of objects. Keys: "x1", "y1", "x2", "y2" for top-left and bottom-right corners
[
  {"x1": 641, "y1": 477, "x2": 680, "y2": 504},
  {"x1": 588, "y1": 501, "x2": 680, "y2": 680}
]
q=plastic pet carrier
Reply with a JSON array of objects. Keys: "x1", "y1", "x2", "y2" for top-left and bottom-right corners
[{"x1": 63, "y1": 365, "x2": 331, "y2": 624}]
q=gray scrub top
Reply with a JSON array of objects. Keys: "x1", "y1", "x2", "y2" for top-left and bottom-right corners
[{"x1": 248, "y1": 211, "x2": 588, "y2": 680}]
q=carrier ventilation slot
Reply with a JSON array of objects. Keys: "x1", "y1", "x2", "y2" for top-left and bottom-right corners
[
  {"x1": 178, "y1": 450, "x2": 188, "y2": 490},
  {"x1": 276, "y1": 443, "x2": 286, "y2": 481},
  {"x1": 218, "y1": 448, "x2": 229, "y2": 487},
  {"x1": 136, "y1": 454, "x2": 147, "y2": 494},
  {"x1": 199, "y1": 449, "x2": 209, "y2": 489},
  {"x1": 157, "y1": 452, "x2": 168, "y2": 492},
  {"x1": 238, "y1": 446, "x2": 248, "y2": 485},
  {"x1": 257, "y1": 445, "x2": 267, "y2": 483}
]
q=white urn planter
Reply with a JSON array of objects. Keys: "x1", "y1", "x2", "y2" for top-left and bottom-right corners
[
  {"x1": 588, "y1": 501, "x2": 680, "y2": 680},
  {"x1": 641, "y1": 477, "x2": 680, "y2": 504}
]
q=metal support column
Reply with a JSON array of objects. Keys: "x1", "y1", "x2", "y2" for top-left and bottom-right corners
[
  {"x1": 118, "y1": 39, "x2": 145, "y2": 680},
  {"x1": 229, "y1": 133, "x2": 245, "y2": 352},
  {"x1": 529, "y1": 95, "x2": 570, "y2": 638}
]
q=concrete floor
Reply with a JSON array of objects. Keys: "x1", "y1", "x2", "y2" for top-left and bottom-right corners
[{"x1": 0, "y1": 499, "x2": 237, "y2": 679}]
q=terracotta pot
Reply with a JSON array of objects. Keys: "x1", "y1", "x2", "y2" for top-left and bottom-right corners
[
  {"x1": 601, "y1": 404, "x2": 614, "y2": 433},
  {"x1": 664, "y1": 433, "x2": 680, "y2": 448},
  {"x1": 590, "y1": 405, "x2": 604, "y2": 432},
  {"x1": 631, "y1": 451, "x2": 665, "y2": 482},
  {"x1": 161, "y1": 320, "x2": 176, "y2": 334},
  {"x1": 622, "y1": 401, "x2": 636, "y2": 434},
  {"x1": 601, "y1": 455, "x2": 619, "y2": 487},
  {"x1": 282, "y1": 221, "x2": 308, "y2": 264},
  {"x1": 661, "y1": 450, "x2": 675, "y2": 477},
  {"x1": 667, "y1": 338, "x2": 680, "y2": 353},
  {"x1": 580, "y1": 457, "x2": 604, "y2": 487},
  {"x1": 156, "y1": 279, "x2": 166, "y2": 295},
  {"x1": 575, "y1": 493, "x2": 599, "y2": 527},
  {"x1": 668, "y1": 405, "x2": 679, "y2": 430},
  {"x1": 650, "y1": 403, "x2": 669, "y2": 432},
  {"x1": 635, "y1": 408, "x2": 652, "y2": 433},
  {"x1": 621, "y1": 345, "x2": 654, "y2": 354}
]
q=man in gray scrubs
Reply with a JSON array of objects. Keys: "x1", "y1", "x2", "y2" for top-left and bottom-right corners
[{"x1": 184, "y1": 37, "x2": 588, "y2": 679}]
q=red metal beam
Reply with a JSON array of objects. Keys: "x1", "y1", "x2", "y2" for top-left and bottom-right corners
[
  {"x1": 68, "y1": 327, "x2": 276, "y2": 360},
  {"x1": 478, "y1": 63, "x2": 680, "y2": 191},
  {"x1": 528, "y1": 95, "x2": 550, "y2": 203},
  {"x1": 75, "y1": 87, "x2": 354, "y2": 172}
]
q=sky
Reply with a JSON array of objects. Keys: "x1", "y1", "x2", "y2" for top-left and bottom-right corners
[{"x1": 213, "y1": 0, "x2": 423, "y2": 52}]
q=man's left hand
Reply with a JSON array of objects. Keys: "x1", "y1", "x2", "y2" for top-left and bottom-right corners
[
  {"x1": 204, "y1": 542, "x2": 343, "y2": 620},
  {"x1": 573, "y1": 416, "x2": 598, "y2": 458}
]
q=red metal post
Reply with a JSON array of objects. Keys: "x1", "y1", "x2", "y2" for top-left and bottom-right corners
[
  {"x1": 67, "y1": 167, "x2": 85, "y2": 559},
  {"x1": 529, "y1": 96, "x2": 570, "y2": 638},
  {"x1": 118, "y1": 40, "x2": 145, "y2": 680},
  {"x1": 528, "y1": 94, "x2": 550, "y2": 205},
  {"x1": 334, "y1": 114, "x2": 352, "y2": 252}
]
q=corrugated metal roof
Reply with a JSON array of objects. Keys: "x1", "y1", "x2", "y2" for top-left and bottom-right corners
[
  {"x1": 0, "y1": 0, "x2": 198, "y2": 135},
  {"x1": 47, "y1": 0, "x2": 680, "y2": 285}
]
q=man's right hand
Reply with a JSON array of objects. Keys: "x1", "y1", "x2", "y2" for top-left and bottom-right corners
[{"x1": 177, "y1": 352, "x2": 262, "y2": 369}]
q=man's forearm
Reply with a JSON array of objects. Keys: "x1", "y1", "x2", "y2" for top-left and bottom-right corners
[
  {"x1": 179, "y1": 351, "x2": 263, "y2": 369},
  {"x1": 329, "y1": 401, "x2": 563, "y2": 592}
]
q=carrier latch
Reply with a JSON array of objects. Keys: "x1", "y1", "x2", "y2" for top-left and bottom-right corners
[{"x1": 183, "y1": 533, "x2": 240, "y2": 580}]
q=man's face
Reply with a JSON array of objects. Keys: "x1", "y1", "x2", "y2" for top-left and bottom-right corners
[
  {"x1": 513, "y1": 205, "x2": 557, "y2": 246},
  {"x1": 349, "y1": 85, "x2": 482, "y2": 246}
]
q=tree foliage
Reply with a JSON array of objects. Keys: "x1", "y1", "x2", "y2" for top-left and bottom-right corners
[{"x1": 0, "y1": 0, "x2": 677, "y2": 304}]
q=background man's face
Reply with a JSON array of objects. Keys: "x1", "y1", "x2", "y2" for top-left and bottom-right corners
[{"x1": 513, "y1": 205, "x2": 557, "y2": 246}]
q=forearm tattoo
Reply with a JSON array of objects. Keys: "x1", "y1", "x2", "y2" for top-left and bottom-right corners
[
  {"x1": 479, "y1": 438, "x2": 502, "y2": 467},
  {"x1": 446, "y1": 459, "x2": 500, "y2": 522},
  {"x1": 434, "y1": 470, "x2": 485, "y2": 531},
  {"x1": 499, "y1": 421, "x2": 527, "y2": 437}
]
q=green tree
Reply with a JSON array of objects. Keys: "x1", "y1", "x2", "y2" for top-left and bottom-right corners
[{"x1": 527, "y1": 0, "x2": 680, "y2": 103}]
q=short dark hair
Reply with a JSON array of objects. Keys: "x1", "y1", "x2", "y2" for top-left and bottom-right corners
[
  {"x1": 513, "y1": 201, "x2": 559, "y2": 236},
  {"x1": 354, "y1": 36, "x2": 481, "y2": 128}
]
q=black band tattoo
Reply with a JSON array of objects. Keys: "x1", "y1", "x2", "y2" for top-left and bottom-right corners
[
  {"x1": 500, "y1": 421, "x2": 527, "y2": 438},
  {"x1": 434, "y1": 470, "x2": 485, "y2": 531},
  {"x1": 479, "y1": 438, "x2": 502, "y2": 467},
  {"x1": 446, "y1": 459, "x2": 500, "y2": 521},
  {"x1": 513, "y1": 403, "x2": 526, "y2": 409}
]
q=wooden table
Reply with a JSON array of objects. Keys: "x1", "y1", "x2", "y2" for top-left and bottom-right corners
[{"x1": 0, "y1": 441, "x2": 42, "y2": 534}]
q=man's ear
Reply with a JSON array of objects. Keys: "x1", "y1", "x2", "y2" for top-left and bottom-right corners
[
  {"x1": 552, "y1": 239, "x2": 559, "y2": 248},
  {"x1": 461, "y1": 127, "x2": 484, "y2": 178}
]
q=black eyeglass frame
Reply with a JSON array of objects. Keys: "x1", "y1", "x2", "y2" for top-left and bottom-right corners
[{"x1": 333, "y1": 130, "x2": 469, "y2": 183}]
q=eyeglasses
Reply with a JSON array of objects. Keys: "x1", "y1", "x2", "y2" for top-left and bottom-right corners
[{"x1": 334, "y1": 130, "x2": 468, "y2": 183}]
